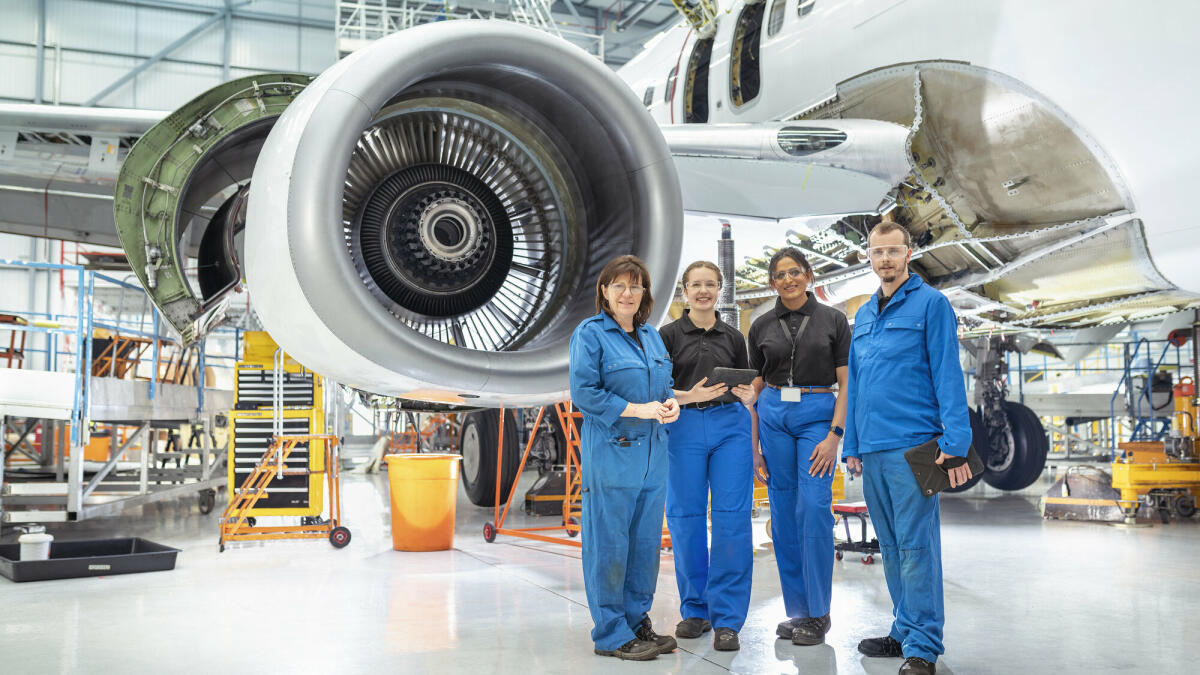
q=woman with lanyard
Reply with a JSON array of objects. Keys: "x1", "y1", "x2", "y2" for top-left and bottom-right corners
[
  {"x1": 568, "y1": 255, "x2": 680, "y2": 661},
  {"x1": 660, "y1": 260, "x2": 758, "y2": 652},
  {"x1": 749, "y1": 246, "x2": 850, "y2": 647}
]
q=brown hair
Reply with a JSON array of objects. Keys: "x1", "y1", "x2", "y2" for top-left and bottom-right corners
[
  {"x1": 595, "y1": 255, "x2": 654, "y2": 326},
  {"x1": 869, "y1": 220, "x2": 912, "y2": 248},
  {"x1": 767, "y1": 246, "x2": 812, "y2": 282},
  {"x1": 681, "y1": 260, "x2": 722, "y2": 287}
]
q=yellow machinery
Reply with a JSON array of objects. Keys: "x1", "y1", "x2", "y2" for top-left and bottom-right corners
[
  {"x1": 1110, "y1": 376, "x2": 1200, "y2": 522},
  {"x1": 226, "y1": 332, "x2": 326, "y2": 520}
]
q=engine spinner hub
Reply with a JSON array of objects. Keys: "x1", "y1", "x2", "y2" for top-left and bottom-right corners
[{"x1": 418, "y1": 197, "x2": 483, "y2": 263}]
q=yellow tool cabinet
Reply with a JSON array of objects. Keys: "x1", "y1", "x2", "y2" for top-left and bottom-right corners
[{"x1": 228, "y1": 332, "x2": 325, "y2": 518}]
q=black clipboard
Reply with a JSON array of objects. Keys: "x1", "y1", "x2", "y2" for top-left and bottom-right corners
[
  {"x1": 904, "y1": 438, "x2": 985, "y2": 497},
  {"x1": 707, "y1": 367, "x2": 757, "y2": 388}
]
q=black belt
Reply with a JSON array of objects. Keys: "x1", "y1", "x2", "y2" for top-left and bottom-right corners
[
  {"x1": 765, "y1": 384, "x2": 836, "y2": 393},
  {"x1": 682, "y1": 399, "x2": 736, "y2": 410}
]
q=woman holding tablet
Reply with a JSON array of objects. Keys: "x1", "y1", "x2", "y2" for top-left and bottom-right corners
[
  {"x1": 660, "y1": 260, "x2": 758, "y2": 652},
  {"x1": 748, "y1": 247, "x2": 850, "y2": 647}
]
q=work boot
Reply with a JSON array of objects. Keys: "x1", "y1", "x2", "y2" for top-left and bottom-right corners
[
  {"x1": 776, "y1": 617, "x2": 802, "y2": 639},
  {"x1": 790, "y1": 614, "x2": 831, "y2": 645},
  {"x1": 858, "y1": 635, "x2": 904, "y2": 658},
  {"x1": 675, "y1": 617, "x2": 712, "y2": 639},
  {"x1": 713, "y1": 627, "x2": 740, "y2": 651},
  {"x1": 593, "y1": 638, "x2": 659, "y2": 661},
  {"x1": 899, "y1": 657, "x2": 936, "y2": 674},
  {"x1": 636, "y1": 617, "x2": 677, "y2": 654}
]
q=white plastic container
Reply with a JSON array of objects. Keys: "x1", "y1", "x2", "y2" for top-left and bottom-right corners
[{"x1": 18, "y1": 532, "x2": 53, "y2": 561}]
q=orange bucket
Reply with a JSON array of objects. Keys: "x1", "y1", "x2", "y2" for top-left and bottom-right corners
[{"x1": 384, "y1": 454, "x2": 462, "y2": 552}]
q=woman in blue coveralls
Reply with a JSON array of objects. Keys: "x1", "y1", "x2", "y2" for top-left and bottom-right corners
[
  {"x1": 748, "y1": 247, "x2": 851, "y2": 647},
  {"x1": 660, "y1": 261, "x2": 758, "y2": 652},
  {"x1": 568, "y1": 255, "x2": 681, "y2": 662}
]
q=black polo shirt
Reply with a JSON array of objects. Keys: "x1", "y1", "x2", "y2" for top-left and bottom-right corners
[
  {"x1": 660, "y1": 310, "x2": 749, "y2": 405},
  {"x1": 749, "y1": 293, "x2": 851, "y2": 387}
]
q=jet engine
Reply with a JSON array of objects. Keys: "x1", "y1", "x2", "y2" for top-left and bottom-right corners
[{"x1": 245, "y1": 21, "x2": 681, "y2": 406}]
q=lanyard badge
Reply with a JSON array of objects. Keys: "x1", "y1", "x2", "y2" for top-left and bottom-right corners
[{"x1": 777, "y1": 314, "x2": 811, "y2": 403}]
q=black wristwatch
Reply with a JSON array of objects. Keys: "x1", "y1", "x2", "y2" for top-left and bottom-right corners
[{"x1": 829, "y1": 425, "x2": 844, "y2": 438}]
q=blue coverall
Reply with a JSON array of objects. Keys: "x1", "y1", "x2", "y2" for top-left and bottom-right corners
[
  {"x1": 666, "y1": 402, "x2": 753, "y2": 631},
  {"x1": 757, "y1": 386, "x2": 837, "y2": 621},
  {"x1": 843, "y1": 273, "x2": 971, "y2": 664},
  {"x1": 569, "y1": 312, "x2": 674, "y2": 651}
]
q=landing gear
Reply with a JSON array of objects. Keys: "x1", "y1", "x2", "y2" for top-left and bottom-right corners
[
  {"x1": 981, "y1": 401, "x2": 1049, "y2": 491},
  {"x1": 458, "y1": 409, "x2": 521, "y2": 507},
  {"x1": 971, "y1": 336, "x2": 1050, "y2": 492}
]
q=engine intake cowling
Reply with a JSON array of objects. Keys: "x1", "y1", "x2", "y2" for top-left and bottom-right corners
[{"x1": 246, "y1": 21, "x2": 682, "y2": 406}]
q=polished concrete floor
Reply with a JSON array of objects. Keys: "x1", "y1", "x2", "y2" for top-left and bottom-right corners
[{"x1": 2, "y1": 464, "x2": 1197, "y2": 674}]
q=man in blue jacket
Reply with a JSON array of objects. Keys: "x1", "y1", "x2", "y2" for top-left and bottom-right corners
[{"x1": 842, "y1": 222, "x2": 973, "y2": 675}]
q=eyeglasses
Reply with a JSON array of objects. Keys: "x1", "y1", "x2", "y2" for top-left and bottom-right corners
[
  {"x1": 685, "y1": 281, "x2": 720, "y2": 291},
  {"x1": 772, "y1": 268, "x2": 807, "y2": 282},
  {"x1": 608, "y1": 283, "x2": 644, "y2": 295},
  {"x1": 867, "y1": 245, "x2": 908, "y2": 260}
]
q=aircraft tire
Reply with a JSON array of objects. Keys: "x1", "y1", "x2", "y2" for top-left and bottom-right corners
[
  {"x1": 982, "y1": 401, "x2": 1049, "y2": 491},
  {"x1": 459, "y1": 409, "x2": 522, "y2": 507}
]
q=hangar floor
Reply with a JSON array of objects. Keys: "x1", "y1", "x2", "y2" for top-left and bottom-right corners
[{"x1": 1, "y1": 465, "x2": 1195, "y2": 674}]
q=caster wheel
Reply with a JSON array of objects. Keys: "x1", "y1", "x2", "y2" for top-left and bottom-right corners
[
  {"x1": 245, "y1": 517, "x2": 257, "y2": 528},
  {"x1": 835, "y1": 551, "x2": 843, "y2": 561},
  {"x1": 483, "y1": 521, "x2": 497, "y2": 543},
  {"x1": 198, "y1": 489, "x2": 216, "y2": 515},
  {"x1": 565, "y1": 517, "x2": 580, "y2": 538},
  {"x1": 1174, "y1": 494, "x2": 1197, "y2": 518},
  {"x1": 752, "y1": 507, "x2": 761, "y2": 519},
  {"x1": 219, "y1": 544, "x2": 225, "y2": 553},
  {"x1": 765, "y1": 517, "x2": 772, "y2": 540},
  {"x1": 862, "y1": 555, "x2": 874, "y2": 565},
  {"x1": 329, "y1": 526, "x2": 351, "y2": 548}
]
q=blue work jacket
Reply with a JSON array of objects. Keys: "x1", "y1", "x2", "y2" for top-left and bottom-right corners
[
  {"x1": 843, "y1": 273, "x2": 971, "y2": 459},
  {"x1": 569, "y1": 312, "x2": 674, "y2": 489}
]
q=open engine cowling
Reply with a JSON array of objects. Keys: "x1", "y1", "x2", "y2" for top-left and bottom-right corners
[{"x1": 245, "y1": 21, "x2": 682, "y2": 406}]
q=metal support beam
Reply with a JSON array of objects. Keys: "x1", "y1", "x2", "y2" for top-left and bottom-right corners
[
  {"x1": 80, "y1": 423, "x2": 149, "y2": 502},
  {"x1": 34, "y1": 0, "x2": 46, "y2": 104},
  {"x1": 85, "y1": 8, "x2": 228, "y2": 106},
  {"x1": 83, "y1": 0, "x2": 330, "y2": 30},
  {"x1": 223, "y1": 0, "x2": 233, "y2": 81}
]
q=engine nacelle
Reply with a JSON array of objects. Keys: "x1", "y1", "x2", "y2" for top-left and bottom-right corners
[{"x1": 246, "y1": 21, "x2": 682, "y2": 406}]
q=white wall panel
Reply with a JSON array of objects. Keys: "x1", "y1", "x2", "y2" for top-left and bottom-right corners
[
  {"x1": 63, "y1": 51, "x2": 138, "y2": 106},
  {"x1": 0, "y1": 45, "x2": 37, "y2": 101},
  {"x1": 300, "y1": 25, "x2": 335, "y2": 73},
  {"x1": 132, "y1": 6, "x2": 221, "y2": 57},
  {"x1": 0, "y1": 0, "x2": 39, "y2": 44},
  {"x1": 230, "y1": 20, "x2": 299, "y2": 71},
  {"x1": 49, "y1": 0, "x2": 137, "y2": 55}
]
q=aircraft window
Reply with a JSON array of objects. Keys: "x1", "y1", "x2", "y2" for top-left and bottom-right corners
[
  {"x1": 730, "y1": 3, "x2": 765, "y2": 108},
  {"x1": 665, "y1": 65, "x2": 678, "y2": 105},
  {"x1": 684, "y1": 38, "x2": 713, "y2": 123},
  {"x1": 797, "y1": 0, "x2": 816, "y2": 18},
  {"x1": 777, "y1": 126, "x2": 847, "y2": 155},
  {"x1": 768, "y1": 0, "x2": 786, "y2": 36},
  {"x1": 643, "y1": 86, "x2": 655, "y2": 107}
]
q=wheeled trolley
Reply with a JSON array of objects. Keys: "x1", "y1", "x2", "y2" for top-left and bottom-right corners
[{"x1": 218, "y1": 434, "x2": 349, "y2": 552}]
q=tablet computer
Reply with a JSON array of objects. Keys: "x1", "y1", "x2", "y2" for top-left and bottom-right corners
[{"x1": 708, "y1": 367, "x2": 758, "y2": 388}]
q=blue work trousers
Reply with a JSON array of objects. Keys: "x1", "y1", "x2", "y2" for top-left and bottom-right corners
[
  {"x1": 581, "y1": 456, "x2": 667, "y2": 651},
  {"x1": 861, "y1": 447, "x2": 945, "y2": 663},
  {"x1": 757, "y1": 387, "x2": 835, "y2": 619},
  {"x1": 666, "y1": 403, "x2": 753, "y2": 631}
]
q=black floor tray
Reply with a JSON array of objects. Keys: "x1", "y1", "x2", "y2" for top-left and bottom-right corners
[{"x1": 0, "y1": 537, "x2": 180, "y2": 583}]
